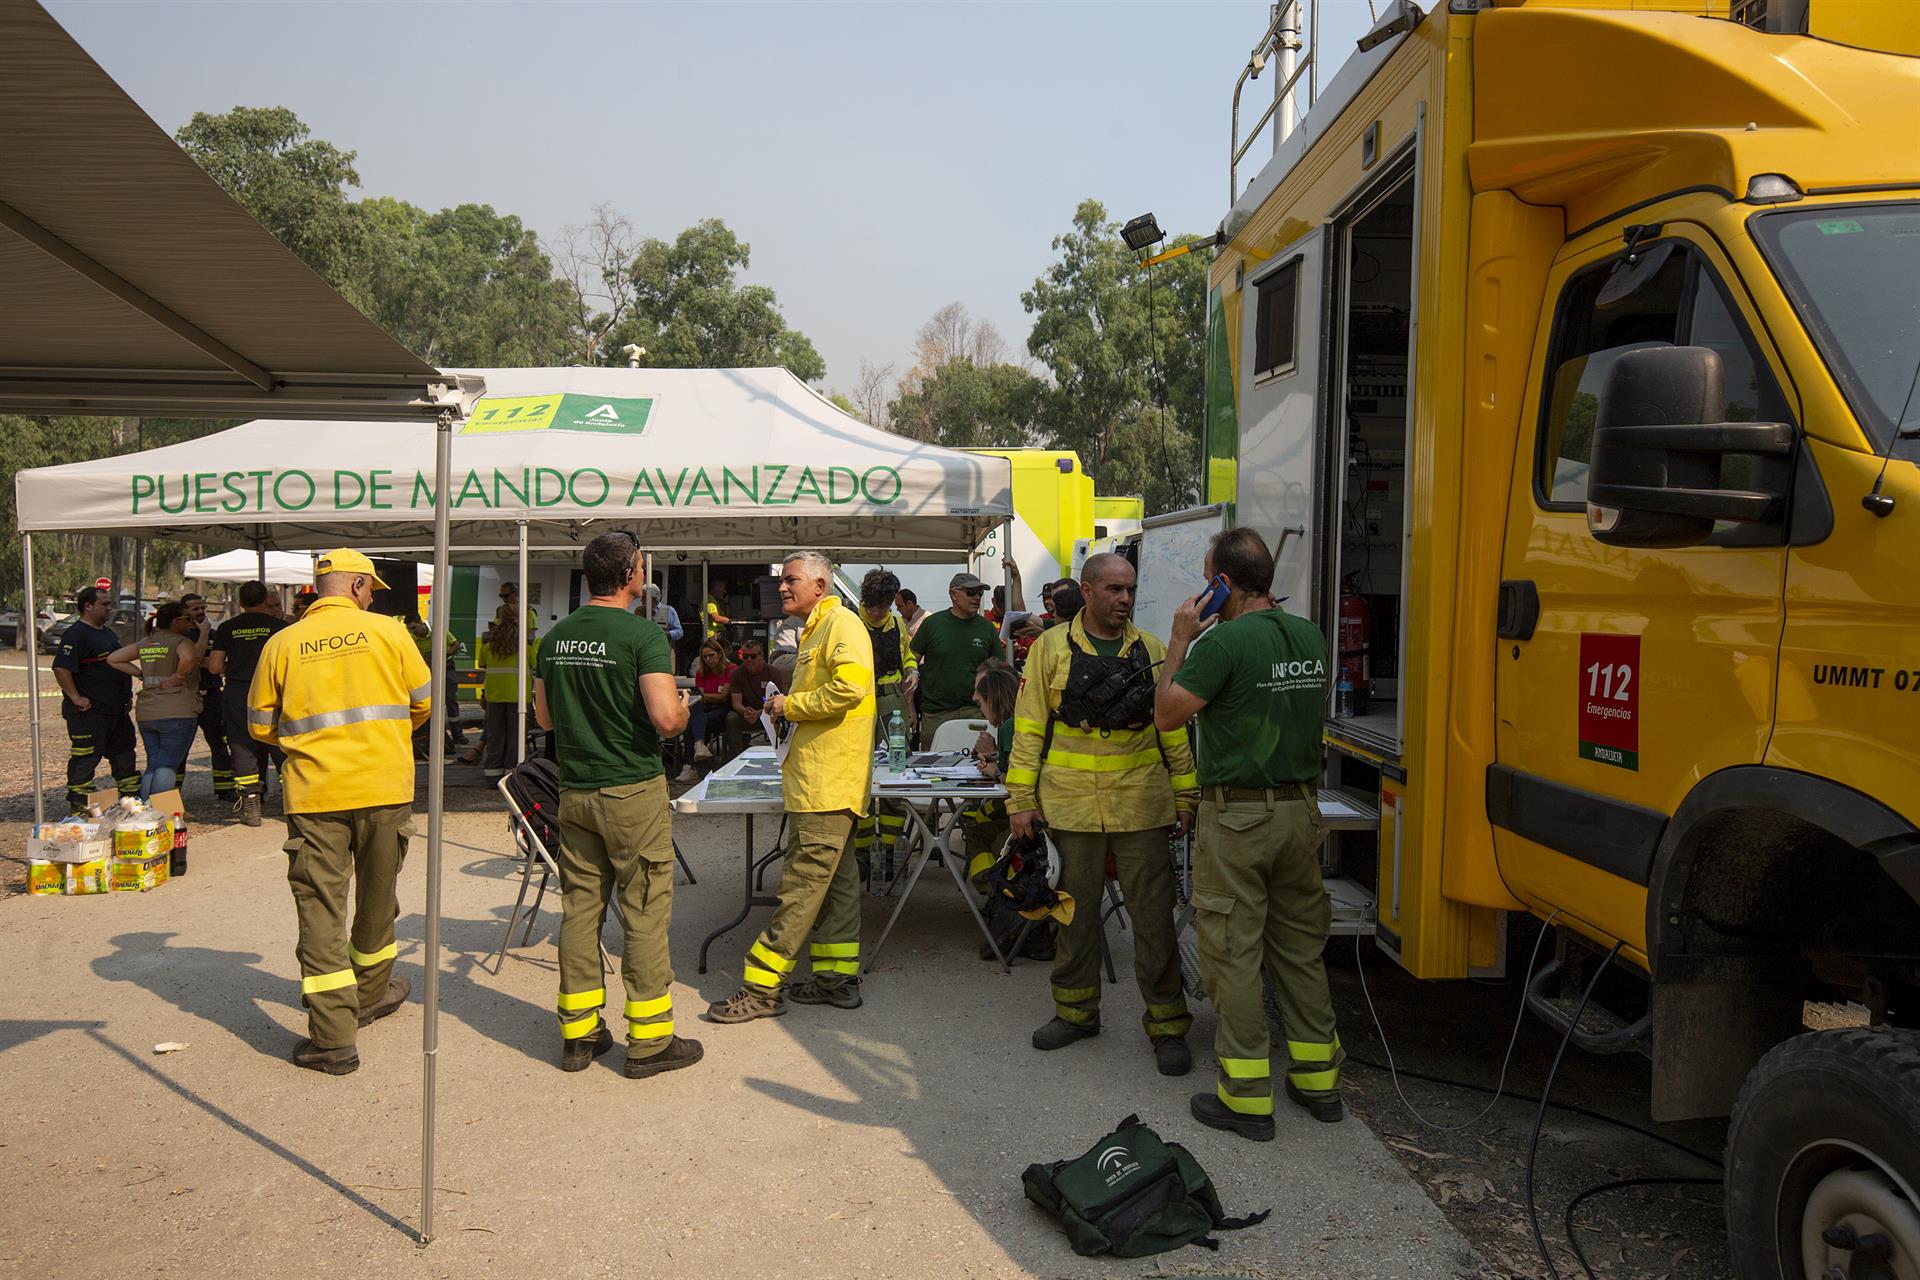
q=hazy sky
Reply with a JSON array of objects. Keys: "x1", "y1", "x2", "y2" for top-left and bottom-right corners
[{"x1": 48, "y1": 0, "x2": 1376, "y2": 396}]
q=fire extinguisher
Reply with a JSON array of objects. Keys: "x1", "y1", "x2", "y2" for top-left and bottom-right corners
[{"x1": 1337, "y1": 575, "x2": 1370, "y2": 707}]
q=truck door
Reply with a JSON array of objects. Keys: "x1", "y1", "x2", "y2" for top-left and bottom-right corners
[
  {"x1": 1236, "y1": 228, "x2": 1328, "y2": 609},
  {"x1": 1492, "y1": 229, "x2": 1794, "y2": 956}
]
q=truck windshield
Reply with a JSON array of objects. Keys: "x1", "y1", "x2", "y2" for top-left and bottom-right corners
[{"x1": 1753, "y1": 202, "x2": 1920, "y2": 459}]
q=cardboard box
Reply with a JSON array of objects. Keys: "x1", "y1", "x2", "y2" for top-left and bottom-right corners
[
  {"x1": 27, "y1": 835, "x2": 112, "y2": 863},
  {"x1": 148, "y1": 789, "x2": 183, "y2": 819},
  {"x1": 30, "y1": 856, "x2": 112, "y2": 895},
  {"x1": 86, "y1": 786, "x2": 120, "y2": 813},
  {"x1": 111, "y1": 852, "x2": 169, "y2": 893}
]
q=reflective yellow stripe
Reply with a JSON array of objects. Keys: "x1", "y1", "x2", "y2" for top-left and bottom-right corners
[
  {"x1": 1288, "y1": 1066, "x2": 1341, "y2": 1092},
  {"x1": 1006, "y1": 766, "x2": 1039, "y2": 786},
  {"x1": 832, "y1": 662, "x2": 871, "y2": 686},
  {"x1": 1043, "y1": 746, "x2": 1162, "y2": 772},
  {"x1": 744, "y1": 965, "x2": 782, "y2": 989},
  {"x1": 349, "y1": 941, "x2": 397, "y2": 967},
  {"x1": 1055, "y1": 1003, "x2": 1098, "y2": 1025},
  {"x1": 1287, "y1": 1037, "x2": 1340, "y2": 1062},
  {"x1": 560, "y1": 1012, "x2": 601, "y2": 1039},
  {"x1": 625, "y1": 994, "x2": 672, "y2": 1019},
  {"x1": 1159, "y1": 726, "x2": 1190, "y2": 746},
  {"x1": 1053, "y1": 723, "x2": 1152, "y2": 743},
  {"x1": 967, "y1": 851, "x2": 994, "y2": 878},
  {"x1": 750, "y1": 941, "x2": 795, "y2": 974},
  {"x1": 816, "y1": 959, "x2": 860, "y2": 975},
  {"x1": 810, "y1": 942, "x2": 859, "y2": 958},
  {"x1": 629, "y1": 1020, "x2": 674, "y2": 1039},
  {"x1": 1220, "y1": 1056, "x2": 1272, "y2": 1080},
  {"x1": 301, "y1": 969, "x2": 356, "y2": 995},
  {"x1": 557, "y1": 987, "x2": 606, "y2": 1012},
  {"x1": 1053, "y1": 985, "x2": 1099, "y2": 1003},
  {"x1": 1013, "y1": 717, "x2": 1047, "y2": 737},
  {"x1": 1169, "y1": 772, "x2": 1199, "y2": 791},
  {"x1": 1217, "y1": 1083, "x2": 1274, "y2": 1115}
]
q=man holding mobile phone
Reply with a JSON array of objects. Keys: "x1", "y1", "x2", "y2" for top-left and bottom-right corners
[{"x1": 1154, "y1": 527, "x2": 1338, "y2": 1142}]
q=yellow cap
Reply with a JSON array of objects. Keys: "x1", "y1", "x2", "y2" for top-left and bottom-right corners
[{"x1": 313, "y1": 548, "x2": 390, "y2": 591}]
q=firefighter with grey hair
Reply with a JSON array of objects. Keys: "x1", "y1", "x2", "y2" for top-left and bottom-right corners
[{"x1": 708, "y1": 549, "x2": 876, "y2": 1021}]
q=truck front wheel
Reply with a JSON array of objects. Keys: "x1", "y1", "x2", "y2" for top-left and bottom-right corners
[{"x1": 1726, "y1": 1028, "x2": 1920, "y2": 1279}]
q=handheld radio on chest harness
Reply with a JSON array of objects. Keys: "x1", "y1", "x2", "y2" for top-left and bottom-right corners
[{"x1": 1055, "y1": 639, "x2": 1160, "y2": 733}]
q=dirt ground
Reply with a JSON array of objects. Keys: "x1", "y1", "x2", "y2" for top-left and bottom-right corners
[{"x1": 0, "y1": 657, "x2": 1743, "y2": 1277}]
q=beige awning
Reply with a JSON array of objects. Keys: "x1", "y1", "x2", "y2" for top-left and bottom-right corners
[{"x1": 0, "y1": 0, "x2": 467, "y2": 420}]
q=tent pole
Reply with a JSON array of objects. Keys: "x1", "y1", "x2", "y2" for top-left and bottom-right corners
[
  {"x1": 23, "y1": 534, "x2": 42, "y2": 828},
  {"x1": 701, "y1": 559, "x2": 709, "y2": 641},
  {"x1": 420, "y1": 408, "x2": 453, "y2": 1247},
  {"x1": 256, "y1": 544, "x2": 266, "y2": 582},
  {"x1": 999, "y1": 518, "x2": 1015, "y2": 664},
  {"x1": 516, "y1": 518, "x2": 528, "y2": 766}
]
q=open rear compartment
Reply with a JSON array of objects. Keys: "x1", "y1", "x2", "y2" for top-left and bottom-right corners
[{"x1": 1317, "y1": 162, "x2": 1416, "y2": 941}]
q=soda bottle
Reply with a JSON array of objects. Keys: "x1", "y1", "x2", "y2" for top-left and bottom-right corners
[
  {"x1": 887, "y1": 710, "x2": 907, "y2": 774},
  {"x1": 170, "y1": 811, "x2": 188, "y2": 878}
]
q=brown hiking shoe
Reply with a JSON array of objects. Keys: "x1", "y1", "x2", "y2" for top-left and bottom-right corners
[
  {"x1": 703, "y1": 987, "x2": 786, "y2": 1024},
  {"x1": 624, "y1": 1035, "x2": 705, "y2": 1079},
  {"x1": 291, "y1": 1040, "x2": 360, "y2": 1076},
  {"x1": 787, "y1": 978, "x2": 863, "y2": 1010},
  {"x1": 560, "y1": 1025, "x2": 615, "y2": 1072},
  {"x1": 357, "y1": 977, "x2": 411, "y2": 1028}
]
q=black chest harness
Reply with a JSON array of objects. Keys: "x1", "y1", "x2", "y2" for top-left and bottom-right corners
[
  {"x1": 1056, "y1": 641, "x2": 1157, "y2": 733},
  {"x1": 870, "y1": 621, "x2": 904, "y2": 681}
]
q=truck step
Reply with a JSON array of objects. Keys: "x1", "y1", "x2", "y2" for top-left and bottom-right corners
[
  {"x1": 1525, "y1": 958, "x2": 1651, "y2": 1055},
  {"x1": 1319, "y1": 787, "x2": 1381, "y2": 831}
]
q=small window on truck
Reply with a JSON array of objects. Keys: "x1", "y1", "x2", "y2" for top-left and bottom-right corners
[{"x1": 1253, "y1": 258, "x2": 1301, "y2": 379}]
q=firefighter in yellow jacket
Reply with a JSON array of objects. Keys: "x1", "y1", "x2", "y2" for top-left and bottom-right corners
[
  {"x1": 249, "y1": 549, "x2": 431, "y2": 1075},
  {"x1": 707, "y1": 550, "x2": 875, "y2": 1021},
  {"x1": 1006, "y1": 552, "x2": 1199, "y2": 1075},
  {"x1": 855, "y1": 568, "x2": 916, "y2": 879}
]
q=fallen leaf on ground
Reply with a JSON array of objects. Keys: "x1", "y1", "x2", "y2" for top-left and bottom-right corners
[{"x1": 152, "y1": 1042, "x2": 188, "y2": 1054}]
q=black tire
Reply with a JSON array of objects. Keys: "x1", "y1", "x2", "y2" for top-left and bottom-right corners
[{"x1": 1726, "y1": 1027, "x2": 1920, "y2": 1279}]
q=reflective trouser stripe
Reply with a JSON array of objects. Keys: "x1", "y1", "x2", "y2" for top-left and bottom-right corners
[
  {"x1": 810, "y1": 941, "x2": 859, "y2": 976},
  {"x1": 744, "y1": 965, "x2": 783, "y2": 988},
  {"x1": 1286, "y1": 1036, "x2": 1343, "y2": 1096},
  {"x1": 1220, "y1": 1056, "x2": 1271, "y2": 1080},
  {"x1": 1053, "y1": 985, "x2": 1099, "y2": 1025},
  {"x1": 625, "y1": 995, "x2": 673, "y2": 1040},
  {"x1": 560, "y1": 1011, "x2": 602, "y2": 1039},
  {"x1": 557, "y1": 987, "x2": 605, "y2": 1011},
  {"x1": 118, "y1": 778, "x2": 140, "y2": 793},
  {"x1": 302, "y1": 969, "x2": 356, "y2": 995},
  {"x1": 235, "y1": 773, "x2": 261, "y2": 786},
  {"x1": 967, "y1": 851, "x2": 994, "y2": 880},
  {"x1": 1217, "y1": 1082, "x2": 1274, "y2": 1115},
  {"x1": 745, "y1": 939, "x2": 794, "y2": 989},
  {"x1": 1144, "y1": 1001, "x2": 1193, "y2": 1038},
  {"x1": 349, "y1": 941, "x2": 397, "y2": 967}
]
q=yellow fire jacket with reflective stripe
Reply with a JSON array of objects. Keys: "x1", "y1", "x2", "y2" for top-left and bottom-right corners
[
  {"x1": 1005, "y1": 616, "x2": 1198, "y2": 832},
  {"x1": 782, "y1": 596, "x2": 876, "y2": 816},
  {"x1": 247, "y1": 596, "x2": 433, "y2": 814}
]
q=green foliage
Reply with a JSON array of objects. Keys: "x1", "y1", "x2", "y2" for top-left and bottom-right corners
[
  {"x1": 1022, "y1": 200, "x2": 1209, "y2": 514},
  {"x1": 605, "y1": 219, "x2": 825, "y2": 382},
  {"x1": 887, "y1": 360, "x2": 1045, "y2": 449}
]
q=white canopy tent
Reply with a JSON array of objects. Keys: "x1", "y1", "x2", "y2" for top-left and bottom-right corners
[{"x1": 181, "y1": 548, "x2": 437, "y2": 588}]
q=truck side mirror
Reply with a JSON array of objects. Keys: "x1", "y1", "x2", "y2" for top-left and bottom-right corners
[{"x1": 1585, "y1": 345, "x2": 1795, "y2": 548}]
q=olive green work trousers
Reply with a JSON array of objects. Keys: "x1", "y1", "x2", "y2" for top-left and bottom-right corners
[
  {"x1": 1050, "y1": 827, "x2": 1192, "y2": 1041},
  {"x1": 743, "y1": 809, "x2": 863, "y2": 993},
  {"x1": 285, "y1": 803, "x2": 412, "y2": 1050},
  {"x1": 555, "y1": 775, "x2": 677, "y2": 1058},
  {"x1": 1191, "y1": 790, "x2": 1341, "y2": 1118}
]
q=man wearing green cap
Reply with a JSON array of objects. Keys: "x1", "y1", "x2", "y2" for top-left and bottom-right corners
[{"x1": 249, "y1": 548, "x2": 432, "y2": 1076}]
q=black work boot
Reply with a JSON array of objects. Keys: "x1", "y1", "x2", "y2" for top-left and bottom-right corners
[
  {"x1": 1190, "y1": 1091, "x2": 1275, "y2": 1143},
  {"x1": 1032, "y1": 1016, "x2": 1099, "y2": 1051},
  {"x1": 291, "y1": 1040, "x2": 360, "y2": 1076},
  {"x1": 560, "y1": 1025, "x2": 615, "y2": 1072},
  {"x1": 1153, "y1": 1036, "x2": 1192, "y2": 1077},
  {"x1": 787, "y1": 978, "x2": 863, "y2": 1010},
  {"x1": 624, "y1": 1035, "x2": 706, "y2": 1079},
  {"x1": 703, "y1": 987, "x2": 786, "y2": 1024},
  {"x1": 240, "y1": 794, "x2": 263, "y2": 828},
  {"x1": 1285, "y1": 1081, "x2": 1347, "y2": 1123},
  {"x1": 357, "y1": 976, "x2": 411, "y2": 1028}
]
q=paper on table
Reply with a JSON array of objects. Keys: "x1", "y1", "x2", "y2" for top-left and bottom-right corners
[{"x1": 763, "y1": 681, "x2": 790, "y2": 763}]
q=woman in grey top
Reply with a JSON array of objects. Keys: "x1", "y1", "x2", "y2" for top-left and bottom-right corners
[{"x1": 109, "y1": 602, "x2": 204, "y2": 800}]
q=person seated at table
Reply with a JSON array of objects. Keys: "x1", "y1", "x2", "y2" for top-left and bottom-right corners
[
  {"x1": 958, "y1": 661, "x2": 1056, "y2": 962},
  {"x1": 676, "y1": 637, "x2": 733, "y2": 783},
  {"x1": 723, "y1": 639, "x2": 787, "y2": 760}
]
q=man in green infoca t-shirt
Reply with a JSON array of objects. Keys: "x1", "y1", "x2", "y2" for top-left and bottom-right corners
[
  {"x1": 534, "y1": 531, "x2": 700, "y2": 1081},
  {"x1": 1155, "y1": 526, "x2": 1338, "y2": 1144},
  {"x1": 910, "y1": 570, "x2": 1001, "y2": 744}
]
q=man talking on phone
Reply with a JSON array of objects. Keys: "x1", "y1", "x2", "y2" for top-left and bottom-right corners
[{"x1": 1154, "y1": 527, "x2": 1338, "y2": 1142}]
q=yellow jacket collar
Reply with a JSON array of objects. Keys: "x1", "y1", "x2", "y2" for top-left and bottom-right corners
[
  {"x1": 1067, "y1": 611, "x2": 1142, "y2": 655},
  {"x1": 800, "y1": 595, "x2": 843, "y2": 642},
  {"x1": 305, "y1": 596, "x2": 361, "y2": 618}
]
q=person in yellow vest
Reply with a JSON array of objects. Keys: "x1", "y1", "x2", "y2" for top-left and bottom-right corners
[
  {"x1": 707, "y1": 550, "x2": 875, "y2": 1021},
  {"x1": 1005, "y1": 552, "x2": 1199, "y2": 1075},
  {"x1": 248, "y1": 549, "x2": 431, "y2": 1075},
  {"x1": 473, "y1": 605, "x2": 539, "y2": 780},
  {"x1": 854, "y1": 569, "x2": 916, "y2": 878}
]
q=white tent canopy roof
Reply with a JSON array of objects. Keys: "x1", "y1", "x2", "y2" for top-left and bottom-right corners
[
  {"x1": 16, "y1": 367, "x2": 1013, "y2": 560},
  {"x1": 180, "y1": 548, "x2": 436, "y2": 587}
]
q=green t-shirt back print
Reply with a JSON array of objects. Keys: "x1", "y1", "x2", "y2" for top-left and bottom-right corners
[
  {"x1": 536, "y1": 605, "x2": 672, "y2": 790},
  {"x1": 1173, "y1": 608, "x2": 1329, "y2": 788}
]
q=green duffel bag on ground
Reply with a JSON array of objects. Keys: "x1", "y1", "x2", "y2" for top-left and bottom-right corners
[{"x1": 1021, "y1": 1113, "x2": 1270, "y2": 1258}]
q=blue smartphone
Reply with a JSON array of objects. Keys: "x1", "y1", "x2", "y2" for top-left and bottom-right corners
[{"x1": 1196, "y1": 574, "x2": 1230, "y2": 621}]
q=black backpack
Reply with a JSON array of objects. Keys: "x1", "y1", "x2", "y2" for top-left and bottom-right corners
[
  {"x1": 1022, "y1": 1114, "x2": 1269, "y2": 1258},
  {"x1": 502, "y1": 757, "x2": 562, "y2": 853}
]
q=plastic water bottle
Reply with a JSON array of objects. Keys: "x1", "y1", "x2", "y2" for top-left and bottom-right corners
[
  {"x1": 1334, "y1": 672, "x2": 1355, "y2": 720},
  {"x1": 887, "y1": 711, "x2": 907, "y2": 774}
]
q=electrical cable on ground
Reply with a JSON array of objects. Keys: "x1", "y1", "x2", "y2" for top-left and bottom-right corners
[
  {"x1": 1352, "y1": 910, "x2": 1558, "y2": 1132},
  {"x1": 1563, "y1": 1175, "x2": 1721, "y2": 1280},
  {"x1": 1524, "y1": 941, "x2": 1622, "y2": 1280}
]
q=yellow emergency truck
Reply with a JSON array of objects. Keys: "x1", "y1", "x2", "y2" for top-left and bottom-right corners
[{"x1": 1197, "y1": 2, "x2": 1920, "y2": 1272}]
